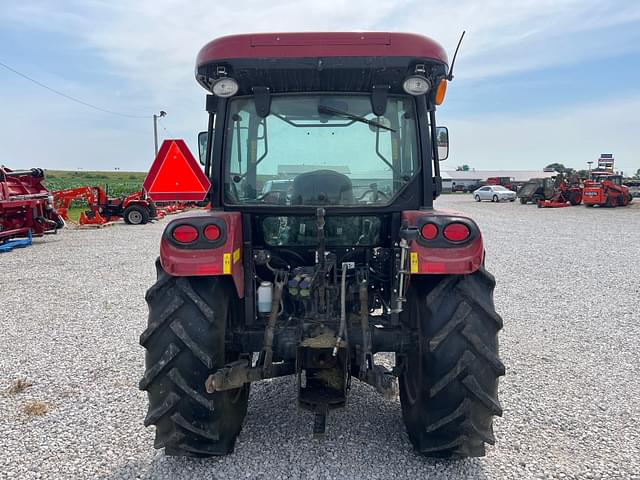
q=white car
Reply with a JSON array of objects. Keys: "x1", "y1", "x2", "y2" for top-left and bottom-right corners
[{"x1": 473, "y1": 185, "x2": 517, "y2": 202}]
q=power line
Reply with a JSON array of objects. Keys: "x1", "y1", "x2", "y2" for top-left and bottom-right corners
[{"x1": 0, "y1": 59, "x2": 150, "y2": 119}]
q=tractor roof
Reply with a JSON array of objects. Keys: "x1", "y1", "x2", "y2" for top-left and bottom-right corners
[{"x1": 196, "y1": 32, "x2": 449, "y2": 67}]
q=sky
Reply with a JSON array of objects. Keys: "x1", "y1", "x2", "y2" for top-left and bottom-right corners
[{"x1": 1, "y1": 0, "x2": 639, "y2": 174}]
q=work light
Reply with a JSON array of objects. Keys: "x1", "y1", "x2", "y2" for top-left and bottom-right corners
[
  {"x1": 402, "y1": 75, "x2": 431, "y2": 96},
  {"x1": 212, "y1": 78, "x2": 239, "y2": 97}
]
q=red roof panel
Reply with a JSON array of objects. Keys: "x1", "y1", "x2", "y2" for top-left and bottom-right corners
[{"x1": 196, "y1": 32, "x2": 448, "y2": 67}]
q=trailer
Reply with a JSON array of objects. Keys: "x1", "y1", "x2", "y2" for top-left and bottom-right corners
[{"x1": 0, "y1": 166, "x2": 64, "y2": 243}]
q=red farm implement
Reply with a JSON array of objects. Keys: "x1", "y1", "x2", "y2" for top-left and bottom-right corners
[
  {"x1": 0, "y1": 166, "x2": 64, "y2": 245},
  {"x1": 537, "y1": 179, "x2": 583, "y2": 208},
  {"x1": 53, "y1": 186, "x2": 159, "y2": 225},
  {"x1": 518, "y1": 175, "x2": 582, "y2": 207}
]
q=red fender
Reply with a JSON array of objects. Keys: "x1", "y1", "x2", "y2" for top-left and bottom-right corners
[
  {"x1": 402, "y1": 209, "x2": 484, "y2": 275},
  {"x1": 159, "y1": 211, "x2": 244, "y2": 298}
]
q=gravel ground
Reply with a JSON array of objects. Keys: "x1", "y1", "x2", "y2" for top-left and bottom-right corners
[{"x1": 1, "y1": 196, "x2": 639, "y2": 479}]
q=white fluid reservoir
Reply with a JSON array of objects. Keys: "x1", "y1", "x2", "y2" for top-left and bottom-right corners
[{"x1": 257, "y1": 281, "x2": 273, "y2": 314}]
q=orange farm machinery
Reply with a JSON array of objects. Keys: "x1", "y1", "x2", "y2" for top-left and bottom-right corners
[
  {"x1": 53, "y1": 186, "x2": 159, "y2": 225},
  {"x1": 0, "y1": 166, "x2": 64, "y2": 243},
  {"x1": 583, "y1": 174, "x2": 632, "y2": 207}
]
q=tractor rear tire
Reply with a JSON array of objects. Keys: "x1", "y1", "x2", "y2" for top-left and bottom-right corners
[
  {"x1": 139, "y1": 260, "x2": 249, "y2": 456},
  {"x1": 124, "y1": 205, "x2": 150, "y2": 225},
  {"x1": 399, "y1": 268, "x2": 504, "y2": 458}
]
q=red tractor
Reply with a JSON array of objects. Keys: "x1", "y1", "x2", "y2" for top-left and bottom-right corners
[
  {"x1": 1, "y1": 166, "x2": 64, "y2": 243},
  {"x1": 139, "y1": 32, "x2": 503, "y2": 459},
  {"x1": 518, "y1": 175, "x2": 582, "y2": 206},
  {"x1": 537, "y1": 177, "x2": 583, "y2": 208},
  {"x1": 54, "y1": 186, "x2": 158, "y2": 224},
  {"x1": 583, "y1": 174, "x2": 632, "y2": 207}
]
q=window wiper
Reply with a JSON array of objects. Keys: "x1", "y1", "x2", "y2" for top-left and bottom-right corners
[{"x1": 317, "y1": 105, "x2": 396, "y2": 132}]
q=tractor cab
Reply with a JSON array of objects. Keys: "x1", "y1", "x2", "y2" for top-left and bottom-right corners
[
  {"x1": 602, "y1": 174, "x2": 623, "y2": 186},
  {"x1": 196, "y1": 33, "x2": 451, "y2": 214}
]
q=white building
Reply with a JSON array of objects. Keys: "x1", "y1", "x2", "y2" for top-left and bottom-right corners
[{"x1": 441, "y1": 170, "x2": 558, "y2": 192}]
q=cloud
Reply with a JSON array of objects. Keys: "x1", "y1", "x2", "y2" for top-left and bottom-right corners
[
  {"x1": 5, "y1": 0, "x2": 640, "y2": 89},
  {"x1": 1, "y1": 0, "x2": 639, "y2": 172}
]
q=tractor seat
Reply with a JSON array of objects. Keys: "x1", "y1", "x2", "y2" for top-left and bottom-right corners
[{"x1": 290, "y1": 170, "x2": 354, "y2": 205}]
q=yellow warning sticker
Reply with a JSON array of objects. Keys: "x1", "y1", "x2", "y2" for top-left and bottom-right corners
[
  {"x1": 223, "y1": 253, "x2": 231, "y2": 274},
  {"x1": 233, "y1": 248, "x2": 240, "y2": 264},
  {"x1": 410, "y1": 252, "x2": 419, "y2": 273}
]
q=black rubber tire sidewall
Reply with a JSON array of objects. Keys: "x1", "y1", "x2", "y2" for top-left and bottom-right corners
[
  {"x1": 124, "y1": 205, "x2": 150, "y2": 225},
  {"x1": 140, "y1": 261, "x2": 249, "y2": 456},
  {"x1": 398, "y1": 270, "x2": 503, "y2": 458}
]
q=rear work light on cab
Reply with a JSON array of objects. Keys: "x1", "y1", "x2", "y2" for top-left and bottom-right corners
[
  {"x1": 402, "y1": 75, "x2": 431, "y2": 96},
  {"x1": 212, "y1": 77, "x2": 239, "y2": 97},
  {"x1": 443, "y1": 223, "x2": 470, "y2": 242},
  {"x1": 172, "y1": 225, "x2": 199, "y2": 243}
]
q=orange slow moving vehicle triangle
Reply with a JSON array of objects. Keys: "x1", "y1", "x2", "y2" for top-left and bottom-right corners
[{"x1": 143, "y1": 139, "x2": 211, "y2": 201}]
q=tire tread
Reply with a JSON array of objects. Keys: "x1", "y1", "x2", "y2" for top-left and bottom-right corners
[
  {"x1": 139, "y1": 261, "x2": 248, "y2": 456},
  {"x1": 400, "y1": 267, "x2": 504, "y2": 458}
]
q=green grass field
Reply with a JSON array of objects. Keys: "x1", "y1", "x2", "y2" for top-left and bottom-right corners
[
  {"x1": 63, "y1": 206, "x2": 86, "y2": 222},
  {"x1": 44, "y1": 170, "x2": 146, "y2": 196}
]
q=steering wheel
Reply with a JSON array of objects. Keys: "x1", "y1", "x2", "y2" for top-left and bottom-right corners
[
  {"x1": 257, "y1": 191, "x2": 286, "y2": 204},
  {"x1": 357, "y1": 189, "x2": 389, "y2": 203}
]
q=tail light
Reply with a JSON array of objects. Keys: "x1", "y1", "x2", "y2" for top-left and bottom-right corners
[
  {"x1": 203, "y1": 224, "x2": 221, "y2": 241},
  {"x1": 443, "y1": 223, "x2": 470, "y2": 242},
  {"x1": 420, "y1": 223, "x2": 438, "y2": 240},
  {"x1": 172, "y1": 225, "x2": 199, "y2": 243}
]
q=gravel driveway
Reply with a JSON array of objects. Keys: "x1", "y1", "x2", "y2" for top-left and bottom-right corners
[{"x1": 1, "y1": 196, "x2": 639, "y2": 479}]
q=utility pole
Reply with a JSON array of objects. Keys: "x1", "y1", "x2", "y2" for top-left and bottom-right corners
[{"x1": 153, "y1": 111, "x2": 167, "y2": 157}]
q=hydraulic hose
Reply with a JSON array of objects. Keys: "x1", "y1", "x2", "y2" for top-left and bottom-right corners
[
  {"x1": 262, "y1": 272, "x2": 286, "y2": 373},
  {"x1": 333, "y1": 263, "x2": 348, "y2": 357},
  {"x1": 359, "y1": 276, "x2": 372, "y2": 376}
]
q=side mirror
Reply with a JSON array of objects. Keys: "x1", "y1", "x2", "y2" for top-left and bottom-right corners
[
  {"x1": 198, "y1": 130, "x2": 214, "y2": 165},
  {"x1": 436, "y1": 126, "x2": 449, "y2": 161}
]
